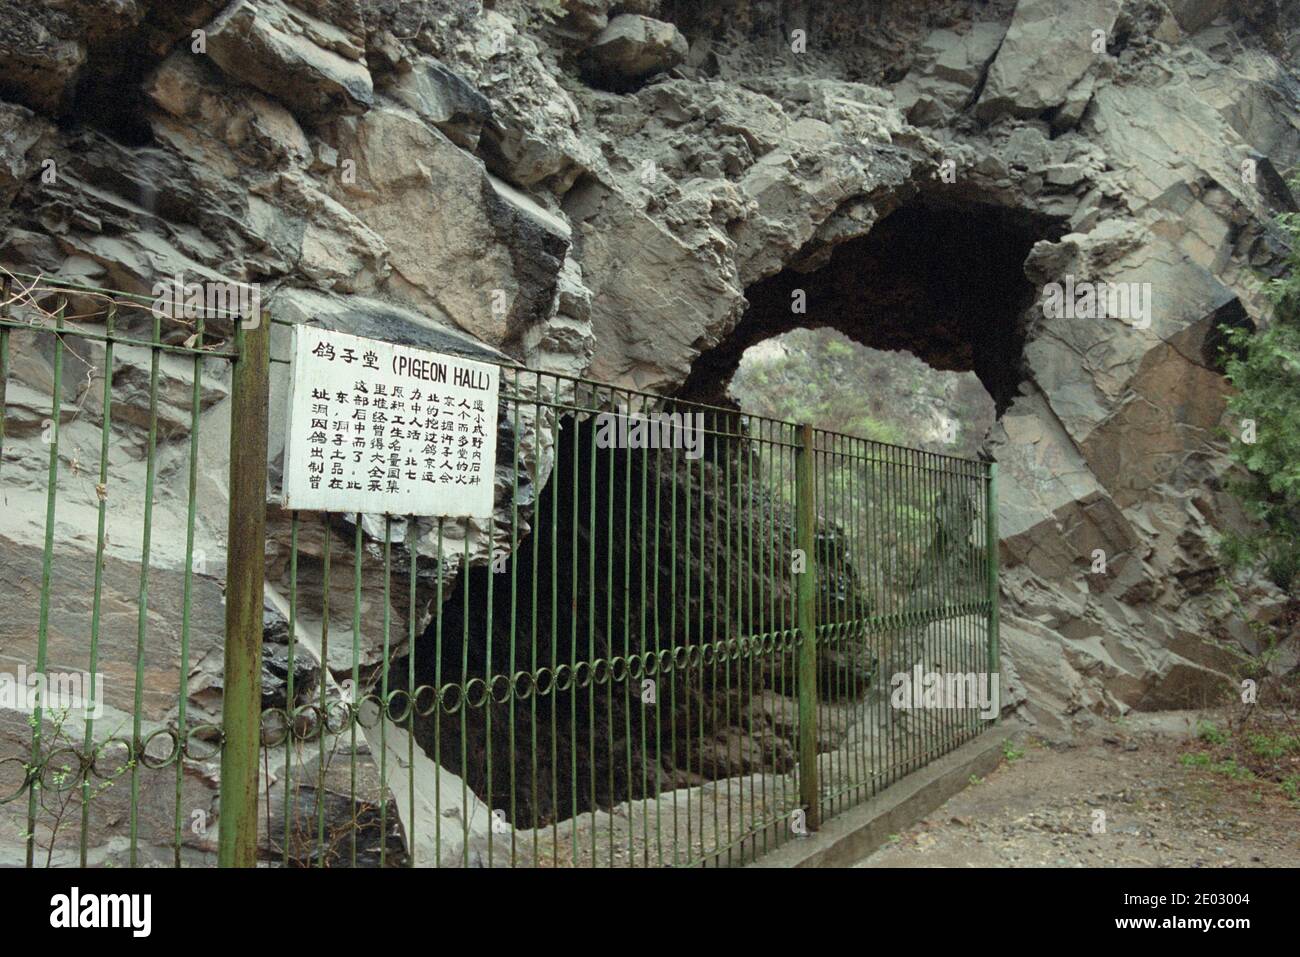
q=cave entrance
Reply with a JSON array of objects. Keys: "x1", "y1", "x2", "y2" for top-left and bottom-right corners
[
  {"x1": 390, "y1": 197, "x2": 1043, "y2": 843},
  {"x1": 680, "y1": 198, "x2": 1062, "y2": 419}
]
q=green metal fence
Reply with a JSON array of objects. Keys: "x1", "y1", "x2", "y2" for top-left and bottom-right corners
[
  {"x1": 1, "y1": 274, "x2": 998, "y2": 868},
  {"x1": 0, "y1": 273, "x2": 241, "y2": 867}
]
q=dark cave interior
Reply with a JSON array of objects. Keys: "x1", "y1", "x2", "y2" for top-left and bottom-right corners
[{"x1": 679, "y1": 199, "x2": 1064, "y2": 416}]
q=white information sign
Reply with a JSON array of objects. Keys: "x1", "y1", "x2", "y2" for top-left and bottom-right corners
[{"x1": 282, "y1": 325, "x2": 499, "y2": 516}]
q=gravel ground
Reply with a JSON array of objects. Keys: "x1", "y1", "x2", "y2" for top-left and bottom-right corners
[{"x1": 855, "y1": 711, "x2": 1300, "y2": 868}]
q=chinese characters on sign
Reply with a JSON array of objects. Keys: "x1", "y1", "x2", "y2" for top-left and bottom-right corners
[{"x1": 282, "y1": 325, "x2": 499, "y2": 517}]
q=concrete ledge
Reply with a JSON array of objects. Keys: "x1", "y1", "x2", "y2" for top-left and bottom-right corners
[{"x1": 748, "y1": 721, "x2": 1022, "y2": 868}]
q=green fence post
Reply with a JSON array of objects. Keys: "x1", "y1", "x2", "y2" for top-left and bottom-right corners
[
  {"x1": 986, "y1": 461, "x2": 1000, "y2": 725},
  {"x1": 217, "y1": 312, "x2": 270, "y2": 867},
  {"x1": 795, "y1": 423, "x2": 819, "y2": 830}
]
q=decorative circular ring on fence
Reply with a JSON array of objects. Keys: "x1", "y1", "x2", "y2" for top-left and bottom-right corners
[
  {"x1": 183, "y1": 724, "x2": 223, "y2": 761},
  {"x1": 592, "y1": 659, "x2": 612, "y2": 686},
  {"x1": 355, "y1": 694, "x2": 384, "y2": 730},
  {"x1": 385, "y1": 689, "x2": 412, "y2": 724},
  {"x1": 511, "y1": 671, "x2": 534, "y2": 701},
  {"x1": 0, "y1": 755, "x2": 30, "y2": 804},
  {"x1": 323, "y1": 700, "x2": 352, "y2": 736},
  {"x1": 634, "y1": 652, "x2": 651, "y2": 678},
  {"x1": 463, "y1": 678, "x2": 489, "y2": 710},
  {"x1": 702, "y1": 644, "x2": 716, "y2": 666},
  {"x1": 553, "y1": 664, "x2": 573, "y2": 693},
  {"x1": 439, "y1": 682, "x2": 463, "y2": 714},
  {"x1": 290, "y1": 704, "x2": 323, "y2": 741},
  {"x1": 533, "y1": 668, "x2": 553, "y2": 698},
  {"x1": 687, "y1": 646, "x2": 703, "y2": 669},
  {"x1": 490, "y1": 674, "x2": 512, "y2": 704},
  {"x1": 672, "y1": 646, "x2": 689, "y2": 671},
  {"x1": 90, "y1": 737, "x2": 135, "y2": 780},
  {"x1": 573, "y1": 661, "x2": 592, "y2": 689},
  {"x1": 414, "y1": 684, "x2": 439, "y2": 717},
  {"x1": 609, "y1": 657, "x2": 628, "y2": 683},
  {"x1": 141, "y1": 728, "x2": 182, "y2": 769},
  {"x1": 259, "y1": 708, "x2": 290, "y2": 749},
  {"x1": 39, "y1": 748, "x2": 86, "y2": 791}
]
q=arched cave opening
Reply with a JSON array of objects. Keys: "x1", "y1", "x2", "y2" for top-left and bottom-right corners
[{"x1": 680, "y1": 199, "x2": 1064, "y2": 418}]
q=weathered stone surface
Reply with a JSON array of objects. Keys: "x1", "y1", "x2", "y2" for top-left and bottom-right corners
[
  {"x1": 426, "y1": 9, "x2": 598, "y2": 190},
  {"x1": 892, "y1": 23, "x2": 1005, "y2": 124},
  {"x1": 205, "y1": 0, "x2": 374, "y2": 122},
  {"x1": 326, "y1": 104, "x2": 569, "y2": 348},
  {"x1": 569, "y1": 177, "x2": 744, "y2": 390},
  {"x1": 0, "y1": 1, "x2": 95, "y2": 114},
  {"x1": 582, "y1": 14, "x2": 688, "y2": 91},
  {"x1": 1168, "y1": 0, "x2": 1226, "y2": 34},
  {"x1": 145, "y1": 52, "x2": 312, "y2": 169},
  {"x1": 977, "y1": 0, "x2": 1123, "y2": 120},
  {"x1": 386, "y1": 57, "x2": 491, "y2": 150},
  {"x1": 0, "y1": 101, "x2": 52, "y2": 205}
]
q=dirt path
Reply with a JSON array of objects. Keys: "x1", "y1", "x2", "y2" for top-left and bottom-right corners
[{"x1": 855, "y1": 711, "x2": 1300, "y2": 868}]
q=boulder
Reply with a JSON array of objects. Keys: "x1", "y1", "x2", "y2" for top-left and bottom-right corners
[
  {"x1": 326, "y1": 105, "x2": 570, "y2": 348},
  {"x1": 582, "y1": 14, "x2": 689, "y2": 91},
  {"x1": 976, "y1": 0, "x2": 1123, "y2": 120},
  {"x1": 204, "y1": 0, "x2": 374, "y2": 122}
]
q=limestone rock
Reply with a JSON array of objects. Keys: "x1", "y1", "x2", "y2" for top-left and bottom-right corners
[
  {"x1": 0, "y1": 101, "x2": 53, "y2": 206},
  {"x1": 892, "y1": 23, "x2": 1005, "y2": 125},
  {"x1": 325, "y1": 105, "x2": 568, "y2": 348},
  {"x1": 582, "y1": 14, "x2": 689, "y2": 91},
  {"x1": 205, "y1": 0, "x2": 374, "y2": 122},
  {"x1": 558, "y1": 0, "x2": 610, "y2": 40},
  {"x1": 977, "y1": 0, "x2": 1123, "y2": 120},
  {"x1": 0, "y1": 2, "x2": 91, "y2": 114},
  {"x1": 569, "y1": 177, "x2": 744, "y2": 391},
  {"x1": 1, "y1": 0, "x2": 1299, "y2": 864},
  {"x1": 387, "y1": 57, "x2": 492, "y2": 150},
  {"x1": 1168, "y1": 0, "x2": 1227, "y2": 34}
]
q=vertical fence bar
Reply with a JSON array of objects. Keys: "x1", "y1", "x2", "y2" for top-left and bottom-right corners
[
  {"x1": 795, "y1": 422, "x2": 818, "y2": 830},
  {"x1": 81, "y1": 304, "x2": 115, "y2": 865},
  {"x1": 175, "y1": 311, "x2": 204, "y2": 866},
  {"x1": 986, "y1": 461, "x2": 1000, "y2": 725},
  {"x1": 128, "y1": 305, "x2": 160, "y2": 867},
  {"x1": 217, "y1": 313, "x2": 271, "y2": 867},
  {"x1": 27, "y1": 301, "x2": 64, "y2": 868}
]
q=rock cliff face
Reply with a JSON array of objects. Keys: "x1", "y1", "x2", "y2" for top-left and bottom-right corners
[{"x1": 1, "y1": 0, "x2": 1298, "y2": 857}]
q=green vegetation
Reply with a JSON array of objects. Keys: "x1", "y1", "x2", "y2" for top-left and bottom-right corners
[
  {"x1": 1219, "y1": 174, "x2": 1300, "y2": 593},
  {"x1": 1245, "y1": 731, "x2": 1300, "y2": 760},
  {"x1": 1282, "y1": 774, "x2": 1300, "y2": 805},
  {"x1": 1002, "y1": 739, "x2": 1025, "y2": 762},
  {"x1": 1178, "y1": 751, "x2": 1255, "y2": 781},
  {"x1": 1197, "y1": 720, "x2": 1228, "y2": 746}
]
